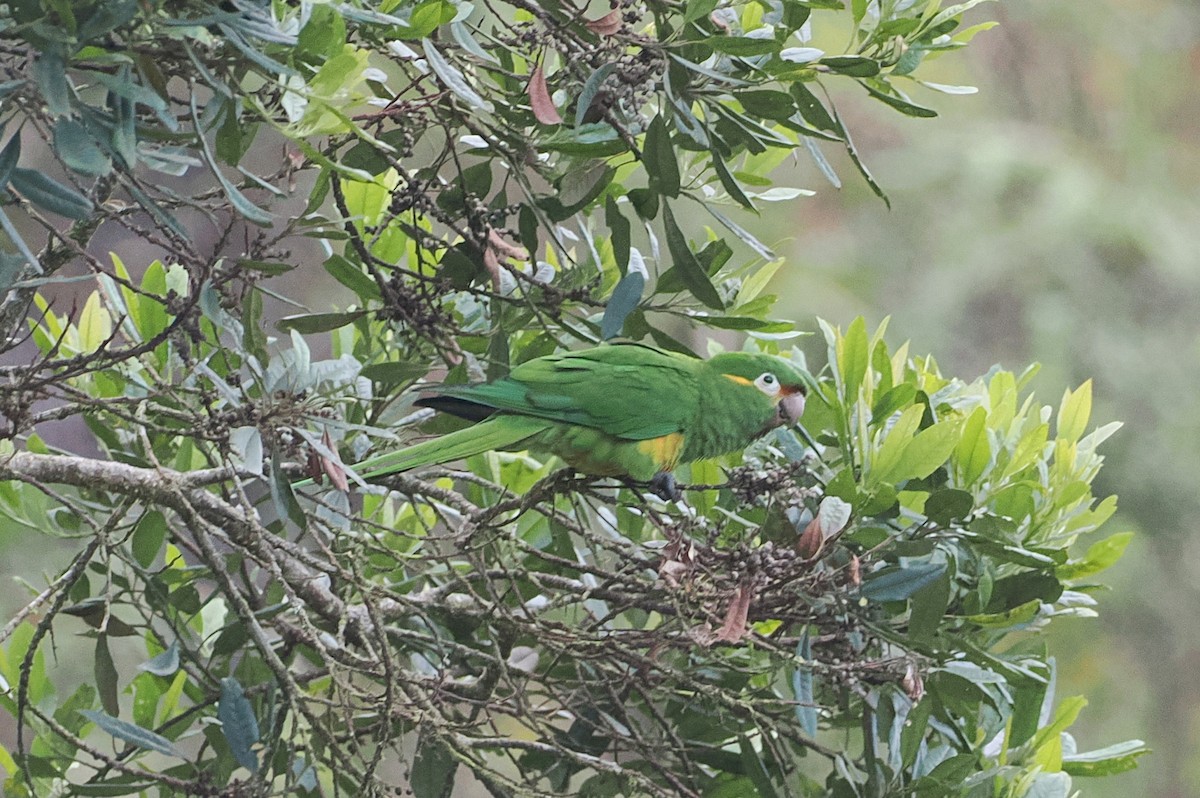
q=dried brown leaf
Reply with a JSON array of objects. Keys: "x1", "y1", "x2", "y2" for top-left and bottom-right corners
[
  {"x1": 320, "y1": 428, "x2": 350, "y2": 492},
  {"x1": 715, "y1": 581, "x2": 754, "y2": 643},
  {"x1": 585, "y1": 10, "x2": 623, "y2": 35},
  {"x1": 527, "y1": 65, "x2": 563, "y2": 125},
  {"x1": 796, "y1": 516, "x2": 824, "y2": 559}
]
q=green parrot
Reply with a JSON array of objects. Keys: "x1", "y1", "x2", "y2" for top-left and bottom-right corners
[{"x1": 339, "y1": 343, "x2": 809, "y2": 499}]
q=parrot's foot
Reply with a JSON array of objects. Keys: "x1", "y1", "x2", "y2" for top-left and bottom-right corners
[{"x1": 649, "y1": 472, "x2": 682, "y2": 502}]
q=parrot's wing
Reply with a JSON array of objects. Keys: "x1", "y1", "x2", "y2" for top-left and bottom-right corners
[
  {"x1": 427, "y1": 345, "x2": 699, "y2": 441},
  {"x1": 346, "y1": 415, "x2": 548, "y2": 480}
]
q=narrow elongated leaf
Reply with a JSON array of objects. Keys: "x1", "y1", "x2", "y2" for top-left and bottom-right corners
[
  {"x1": 527, "y1": 65, "x2": 562, "y2": 125},
  {"x1": 860, "y1": 561, "x2": 947, "y2": 602},
  {"x1": 601, "y1": 270, "x2": 644, "y2": 340},
  {"x1": 81, "y1": 70, "x2": 168, "y2": 112},
  {"x1": 276, "y1": 311, "x2": 366, "y2": 334},
  {"x1": 139, "y1": 641, "x2": 180, "y2": 676},
  {"x1": 644, "y1": 115, "x2": 680, "y2": 197},
  {"x1": 712, "y1": 152, "x2": 755, "y2": 210},
  {"x1": 861, "y1": 80, "x2": 938, "y2": 117},
  {"x1": 0, "y1": 132, "x2": 21, "y2": 192},
  {"x1": 1061, "y1": 739, "x2": 1150, "y2": 776},
  {"x1": 738, "y1": 736, "x2": 781, "y2": 798},
  {"x1": 423, "y1": 38, "x2": 491, "y2": 111},
  {"x1": 32, "y1": 51, "x2": 72, "y2": 116},
  {"x1": 95, "y1": 635, "x2": 120, "y2": 716},
  {"x1": 662, "y1": 204, "x2": 723, "y2": 309},
  {"x1": 80, "y1": 710, "x2": 181, "y2": 757},
  {"x1": 324, "y1": 254, "x2": 381, "y2": 300},
  {"x1": 54, "y1": 118, "x2": 111, "y2": 175},
  {"x1": 605, "y1": 194, "x2": 630, "y2": 274},
  {"x1": 793, "y1": 629, "x2": 818, "y2": 736},
  {"x1": 1056, "y1": 531, "x2": 1134, "y2": 581},
  {"x1": 131, "y1": 510, "x2": 167, "y2": 568},
  {"x1": 892, "y1": 419, "x2": 961, "y2": 481},
  {"x1": 706, "y1": 36, "x2": 781, "y2": 56},
  {"x1": 821, "y1": 55, "x2": 880, "y2": 77},
  {"x1": 219, "y1": 677, "x2": 260, "y2": 773},
  {"x1": 450, "y1": 20, "x2": 500, "y2": 65},
  {"x1": 575, "y1": 63, "x2": 618, "y2": 127},
  {"x1": 10, "y1": 168, "x2": 94, "y2": 219},
  {"x1": 704, "y1": 205, "x2": 774, "y2": 260},
  {"x1": 269, "y1": 452, "x2": 306, "y2": 530}
]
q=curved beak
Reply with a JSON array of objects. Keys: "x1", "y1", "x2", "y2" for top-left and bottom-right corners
[{"x1": 779, "y1": 386, "x2": 807, "y2": 426}]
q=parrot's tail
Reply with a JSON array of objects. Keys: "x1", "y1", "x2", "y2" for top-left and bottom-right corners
[{"x1": 340, "y1": 414, "x2": 548, "y2": 484}]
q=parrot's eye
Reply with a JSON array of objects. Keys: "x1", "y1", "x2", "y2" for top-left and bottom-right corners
[{"x1": 755, "y1": 372, "x2": 781, "y2": 396}]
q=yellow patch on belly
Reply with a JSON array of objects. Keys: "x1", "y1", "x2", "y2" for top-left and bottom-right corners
[{"x1": 637, "y1": 432, "x2": 685, "y2": 471}]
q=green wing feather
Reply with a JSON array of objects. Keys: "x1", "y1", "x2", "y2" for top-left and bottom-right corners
[
  {"x1": 430, "y1": 344, "x2": 701, "y2": 440},
  {"x1": 347, "y1": 414, "x2": 548, "y2": 480}
]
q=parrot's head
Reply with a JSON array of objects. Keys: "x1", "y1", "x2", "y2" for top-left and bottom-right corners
[{"x1": 706, "y1": 352, "x2": 810, "y2": 428}]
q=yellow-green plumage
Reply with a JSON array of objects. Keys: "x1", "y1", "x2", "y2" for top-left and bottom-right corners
[{"x1": 345, "y1": 343, "x2": 808, "y2": 490}]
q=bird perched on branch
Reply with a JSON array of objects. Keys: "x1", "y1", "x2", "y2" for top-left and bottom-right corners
[{"x1": 338, "y1": 343, "x2": 809, "y2": 499}]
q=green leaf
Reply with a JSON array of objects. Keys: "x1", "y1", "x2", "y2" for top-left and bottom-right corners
[
  {"x1": 1056, "y1": 380, "x2": 1092, "y2": 442},
  {"x1": 276, "y1": 311, "x2": 366, "y2": 334},
  {"x1": 269, "y1": 451, "x2": 306, "y2": 530},
  {"x1": 219, "y1": 677, "x2": 260, "y2": 773},
  {"x1": 833, "y1": 108, "x2": 889, "y2": 206},
  {"x1": 869, "y1": 404, "x2": 923, "y2": 485},
  {"x1": 32, "y1": 51, "x2": 72, "y2": 116},
  {"x1": 790, "y1": 82, "x2": 837, "y2": 131},
  {"x1": 839, "y1": 316, "x2": 868, "y2": 402},
  {"x1": 135, "y1": 643, "x2": 180, "y2": 682},
  {"x1": 412, "y1": 728, "x2": 458, "y2": 798},
  {"x1": 601, "y1": 270, "x2": 644, "y2": 340},
  {"x1": 82, "y1": 69, "x2": 169, "y2": 113},
  {"x1": 860, "y1": 80, "x2": 938, "y2": 117},
  {"x1": 95, "y1": 634, "x2": 120, "y2": 716},
  {"x1": 712, "y1": 151, "x2": 755, "y2": 210},
  {"x1": 131, "y1": 510, "x2": 167, "y2": 568},
  {"x1": 80, "y1": 709, "x2": 181, "y2": 757},
  {"x1": 964, "y1": 598, "x2": 1041, "y2": 628},
  {"x1": 954, "y1": 405, "x2": 990, "y2": 485},
  {"x1": 821, "y1": 55, "x2": 880, "y2": 77},
  {"x1": 861, "y1": 561, "x2": 946, "y2": 602},
  {"x1": 422, "y1": 38, "x2": 491, "y2": 111},
  {"x1": 792, "y1": 629, "x2": 818, "y2": 737},
  {"x1": 908, "y1": 570, "x2": 950, "y2": 640},
  {"x1": 924, "y1": 488, "x2": 973, "y2": 526},
  {"x1": 738, "y1": 736, "x2": 781, "y2": 798},
  {"x1": 53, "y1": 118, "x2": 111, "y2": 176},
  {"x1": 644, "y1": 114, "x2": 680, "y2": 197},
  {"x1": 541, "y1": 123, "x2": 626, "y2": 157},
  {"x1": 1062, "y1": 739, "x2": 1150, "y2": 777},
  {"x1": 574, "y1": 63, "x2": 618, "y2": 128},
  {"x1": 1032, "y1": 695, "x2": 1088, "y2": 765},
  {"x1": 891, "y1": 419, "x2": 961, "y2": 482},
  {"x1": 9, "y1": 167, "x2": 94, "y2": 219},
  {"x1": 736, "y1": 90, "x2": 798, "y2": 121},
  {"x1": 605, "y1": 194, "x2": 631, "y2": 274},
  {"x1": 662, "y1": 203, "x2": 723, "y2": 309},
  {"x1": 0, "y1": 131, "x2": 21, "y2": 193},
  {"x1": 324, "y1": 254, "x2": 381, "y2": 301},
  {"x1": 359, "y1": 360, "x2": 430, "y2": 385},
  {"x1": 1056, "y1": 531, "x2": 1133, "y2": 581},
  {"x1": 706, "y1": 36, "x2": 782, "y2": 56}
]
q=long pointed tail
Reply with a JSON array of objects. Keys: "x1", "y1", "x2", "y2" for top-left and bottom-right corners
[{"x1": 347, "y1": 414, "x2": 547, "y2": 482}]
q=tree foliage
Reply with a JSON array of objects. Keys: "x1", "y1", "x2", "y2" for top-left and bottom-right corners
[{"x1": 0, "y1": 0, "x2": 1143, "y2": 796}]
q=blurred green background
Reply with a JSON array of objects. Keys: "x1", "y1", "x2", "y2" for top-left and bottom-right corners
[{"x1": 774, "y1": 1, "x2": 1199, "y2": 794}]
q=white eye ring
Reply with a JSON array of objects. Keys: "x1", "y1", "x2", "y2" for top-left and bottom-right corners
[{"x1": 755, "y1": 372, "x2": 781, "y2": 396}]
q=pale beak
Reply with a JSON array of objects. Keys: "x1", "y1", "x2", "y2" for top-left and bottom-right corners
[{"x1": 779, "y1": 389, "x2": 806, "y2": 426}]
